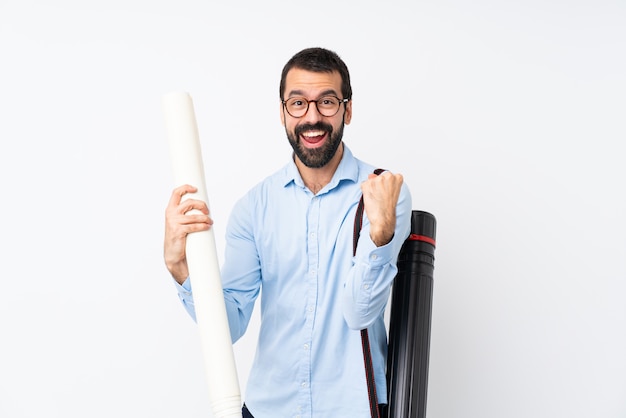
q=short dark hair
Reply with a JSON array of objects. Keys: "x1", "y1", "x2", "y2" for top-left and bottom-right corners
[{"x1": 279, "y1": 47, "x2": 352, "y2": 101}]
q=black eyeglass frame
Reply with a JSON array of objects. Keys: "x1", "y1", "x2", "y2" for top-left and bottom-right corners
[{"x1": 281, "y1": 95, "x2": 350, "y2": 118}]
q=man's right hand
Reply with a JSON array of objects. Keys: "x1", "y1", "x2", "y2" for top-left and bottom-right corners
[{"x1": 164, "y1": 184, "x2": 213, "y2": 285}]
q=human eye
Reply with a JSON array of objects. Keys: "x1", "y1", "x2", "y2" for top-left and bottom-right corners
[
  {"x1": 319, "y1": 96, "x2": 338, "y2": 108},
  {"x1": 288, "y1": 97, "x2": 307, "y2": 109}
]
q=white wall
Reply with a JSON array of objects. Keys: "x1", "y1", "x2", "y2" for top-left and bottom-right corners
[{"x1": 1, "y1": 1, "x2": 624, "y2": 417}]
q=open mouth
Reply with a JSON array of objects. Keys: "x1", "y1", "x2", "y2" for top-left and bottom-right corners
[{"x1": 299, "y1": 129, "x2": 328, "y2": 147}]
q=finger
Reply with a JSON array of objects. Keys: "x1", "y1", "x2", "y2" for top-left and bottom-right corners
[
  {"x1": 361, "y1": 172, "x2": 404, "y2": 198},
  {"x1": 182, "y1": 221, "x2": 212, "y2": 232},
  {"x1": 168, "y1": 184, "x2": 198, "y2": 207},
  {"x1": 171, "y1": 222, "x2": 212, "y2": 237},
  {"x1": 175, "y1": 213, "x2": 213, "y2": 226},
  {"x1": 179, "y1": 198, "x2": 210, "y2": 216},
  {"x1": 374, "y1": 172, "x2": 403, "y2": 186},
  {"x1": 390, "y1": 172, "x2": 404, "y2": 185}
]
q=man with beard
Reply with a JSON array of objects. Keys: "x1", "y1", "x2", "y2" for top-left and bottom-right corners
[{"x1": 163, "y1": 47, "x2": 412, "y2": 417}]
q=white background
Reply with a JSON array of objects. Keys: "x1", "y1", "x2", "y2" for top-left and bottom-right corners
[{"x1": 1, "y1": 1, "x2": 624, "y2": 417}]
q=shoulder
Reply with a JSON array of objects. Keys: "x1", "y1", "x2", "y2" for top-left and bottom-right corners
[{"x1": 231, "y1": 164, "x2": 291, "y2": 214}]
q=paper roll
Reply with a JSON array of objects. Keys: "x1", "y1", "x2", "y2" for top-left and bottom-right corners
[{"x1": 162, "y1": 91, "x2": 242, "y2": 418}]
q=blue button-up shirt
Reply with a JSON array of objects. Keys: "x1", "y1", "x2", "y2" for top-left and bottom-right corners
[{"x1": 175, "y1": 145, "x2": 412, "y2": 418}]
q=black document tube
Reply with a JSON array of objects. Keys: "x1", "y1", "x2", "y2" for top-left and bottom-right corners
[{"x1": 385, "y1": 210, "x2": 436, "y2": 418}]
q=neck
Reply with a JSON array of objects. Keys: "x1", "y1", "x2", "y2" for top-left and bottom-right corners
[{"x1": 296, "y1": 143, "x2": 344, "y2": 195}]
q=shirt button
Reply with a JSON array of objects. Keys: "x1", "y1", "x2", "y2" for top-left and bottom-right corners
[
  {"x1": 307, "y1": 306, "x2": 314, "y2": 313},
  {"x1": 301, "y1": 381, "x2": 307, "y2": 388},
  {"x1": 364, "y1": 284, "x2": 370, "y2": 290},
  {"x1": 303, "y1": 343, "x2": 309, "y2": 350},
  {"x1": 371, "y1": 254, "x2": 378, "y2": 260}
]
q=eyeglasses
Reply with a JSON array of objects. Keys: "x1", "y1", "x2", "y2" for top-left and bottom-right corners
[{"x1": 282, "y1": 95, "x2": 349, "y2": 118}]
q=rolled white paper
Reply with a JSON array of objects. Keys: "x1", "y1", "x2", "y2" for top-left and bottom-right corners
[{"x1": 163, "y1": 91, "x2": 242, "y2": 418}]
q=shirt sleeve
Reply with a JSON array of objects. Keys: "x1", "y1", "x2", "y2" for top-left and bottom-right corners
[
  {"x1": 172, "y1": 193, "x2": 262, "y2": 343},
  {"x1": 220, "y1": 193, "x2": 262, "y2": 343},
  {"x1": 342, "y1": 182, "x2": 413, "y2": 329},
  {"x1": 173, "y1": 277, "x2": 197, "y2": 322}
]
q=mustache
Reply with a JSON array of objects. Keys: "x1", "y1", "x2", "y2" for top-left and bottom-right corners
[{"x1": 294, "y1": 122, "x2": 333, "y2": 138}]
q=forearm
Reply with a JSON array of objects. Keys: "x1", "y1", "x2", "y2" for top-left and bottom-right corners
[
  {"x1": 369, "y1": 217, "x2": 396, "y2": 247},
  {"x1": 343, "y1": 183, "x2": 412, "y2": 329},
  {"x1": 173, "y1": 277, "x2": 254, "y2": 343},
  {"x1": 167, "y1": 259, "x2": 189, "y2": 285},
  {"x1": 342, "y1": 238, "x2": 400, "y2": 329}
]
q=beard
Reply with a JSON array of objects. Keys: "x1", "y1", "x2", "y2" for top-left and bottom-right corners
[{"x1": 286, "y1": 120, "x2": 345, "y2": 168}]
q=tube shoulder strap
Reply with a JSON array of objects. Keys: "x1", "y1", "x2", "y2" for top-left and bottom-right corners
[{"x1": 353, "y1": 168, "x2": 385, "y2": 418}]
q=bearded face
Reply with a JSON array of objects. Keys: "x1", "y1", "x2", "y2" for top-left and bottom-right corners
[
  {"x1": 285, "y1": 120, "x2": 345, "y2": 168},
  {"x1": 280, "y1": 68, "x2": 352, "y2": 169}
]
